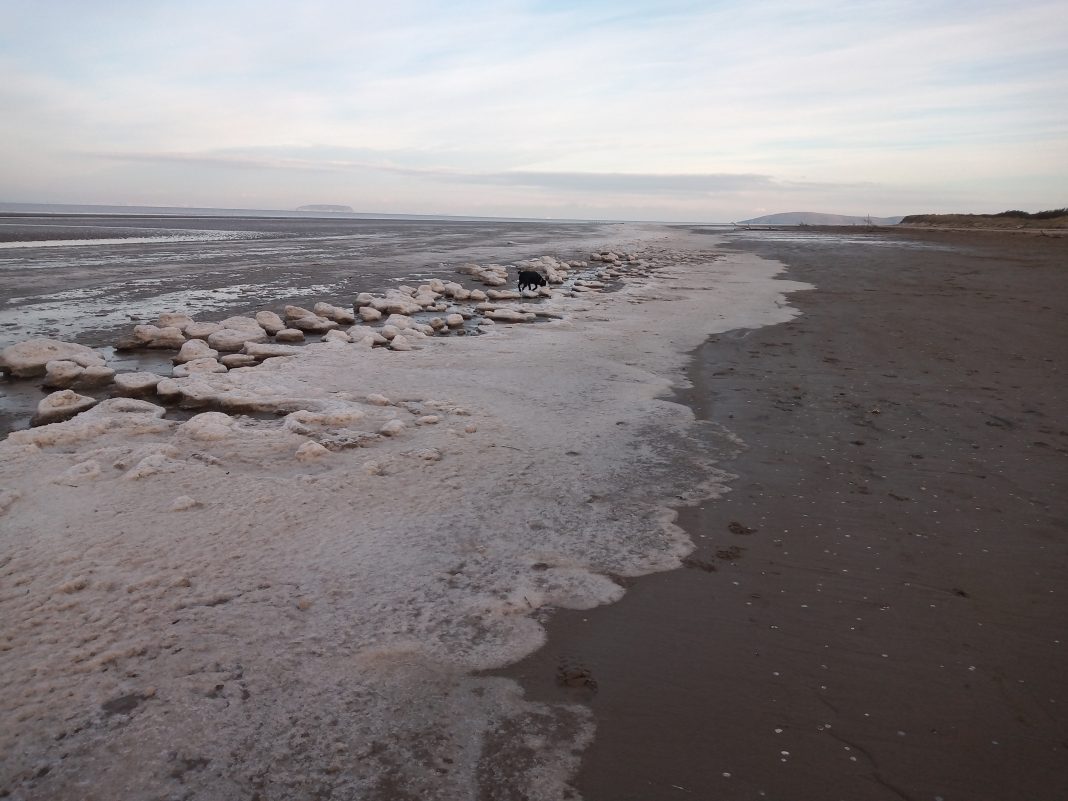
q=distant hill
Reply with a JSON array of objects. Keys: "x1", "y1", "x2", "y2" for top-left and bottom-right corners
[
  {"x1": 296, "y1": 204, "x2": 355, "y2": 213},
  {"x1": 738, "y1": 212, "x2": 903, "y2": 226}
]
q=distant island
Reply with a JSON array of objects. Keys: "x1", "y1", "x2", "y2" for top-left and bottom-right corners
[
  {"x1": 900, "y1": 208, "x2": 1068, "y2": 229},
  {"x1": 738, "y1": 212, "x2": 903, "y2": 226},
  {"x1": 296, "y1": 204, "x2": 355, "y2": 213}
]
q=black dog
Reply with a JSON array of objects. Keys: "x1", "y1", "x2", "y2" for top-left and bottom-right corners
[{"x1": 518, "y1": 270, "x2": 547, "y2": 292}]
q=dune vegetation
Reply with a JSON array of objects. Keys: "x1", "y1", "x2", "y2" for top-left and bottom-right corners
[{"x1": 901, "y1": 208, "x2": 1068, "y2": 228}]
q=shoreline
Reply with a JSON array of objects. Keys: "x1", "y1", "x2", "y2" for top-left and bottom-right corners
[
  {"x1": 501, "y1": 228, "x2": 1068, "y2": 800},
  {"x1": 0, "y1": 227, "x2": 809, "y2": 799},
  {"x1": 0, "y1": 217, "x2": 636, "y2": 437},
  {"x1": 0, "y1": 213, "x2": 619, "y2": 350}
]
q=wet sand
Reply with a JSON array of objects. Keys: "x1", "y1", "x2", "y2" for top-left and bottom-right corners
[
  {"x1": 0, "y1": 213, "x2": 616, "y2": 348},
  {"x1": 501, "y1": 229, "x2": 1068, "y2": 800}
]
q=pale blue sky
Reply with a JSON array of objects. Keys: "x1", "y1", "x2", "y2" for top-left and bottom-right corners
[{"x1": 2, "y1": 0, "x2": 1065, "y2": 221}]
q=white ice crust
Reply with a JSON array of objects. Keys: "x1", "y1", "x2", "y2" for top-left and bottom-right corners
[{"x1": 0, "y1": 233, "x2": 810, "y2": 799}]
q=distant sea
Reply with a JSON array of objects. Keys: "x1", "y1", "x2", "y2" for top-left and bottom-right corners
[{"x1": 0, "y1": 201, "x2": 608, "y2": 225}]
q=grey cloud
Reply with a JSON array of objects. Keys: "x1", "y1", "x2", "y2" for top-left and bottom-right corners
[
  {"x1": 84, "y1": 150, "x2": 340, "y2": 172},
  {"x1": 378, "y1": 166, "x2": 871, "y2": 194},
  {"x1": 83, "y1": 149, "x2": 863, "y2": 195},
  {"x1": 432, "y1": 170, "x2": 778, "y2": 193}
]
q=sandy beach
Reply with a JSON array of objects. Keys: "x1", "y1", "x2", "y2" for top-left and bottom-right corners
[
  {"x1": 1, "y1": 223, "x2": 1065, "y2": 800},
  {"x1": 503, "y1": 228, "x2": 1068, "y2": 800},
  {"x1": 6, "y1": 0, "x2": 1066, "y2": 796}
]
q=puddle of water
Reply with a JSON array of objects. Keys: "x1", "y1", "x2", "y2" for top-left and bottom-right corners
[
  {"x1": 0, "y1": 375, "x2": 46, "y2": 436},
  {"x1": 99, "y1": 347, "x2": 177, "y2": 374},
  {"x1": 0, "y1": 376, "x2": 285, "y2": 440},
  {"x1": 0, "y1": 349, "x2": 182, "y2": 439}
]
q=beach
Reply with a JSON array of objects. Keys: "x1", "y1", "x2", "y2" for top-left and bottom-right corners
[
  {"x1": 1, "y1": 222, "x2": 1065, "y2": 800},
  {"x1": 0, "y1": 212, "x2": 623, "y2": 436},
  {"x1": 0, "y1": 212, "x2": 618, "y2": 350},
  {"x1": 0, "y1": 221, "x2": 801, "y2": 799},
  {"x1": 503, "y1": 227, "x2": 1068, "y2": 800}
]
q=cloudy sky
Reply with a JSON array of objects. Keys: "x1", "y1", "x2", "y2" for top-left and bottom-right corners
[{"x1": 2, "y1": 0, "x2": 1065, "y2": 221}]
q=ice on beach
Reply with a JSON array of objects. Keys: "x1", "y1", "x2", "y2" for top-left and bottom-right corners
[
  {"x1": 0, "y1": 280, "x2": 340, "y2": 349},
  {"x1": 0, "y1": 239, "x2": 812, "y2": 798},
  {"x1": 0, "y1": 337, "x2": 104, "y2": 377}
]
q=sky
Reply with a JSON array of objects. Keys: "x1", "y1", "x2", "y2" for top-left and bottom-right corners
[{"x1": 1, "y1": 0, "x2": 1066, "y2": 222}]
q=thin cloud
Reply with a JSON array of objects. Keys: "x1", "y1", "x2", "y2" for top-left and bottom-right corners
[
  {"x1": 83, "y1": 149, "x2": 866, "y2": 195},
  {"x1": 435, "y1": 170, "x2": 870, "y2": 194}
]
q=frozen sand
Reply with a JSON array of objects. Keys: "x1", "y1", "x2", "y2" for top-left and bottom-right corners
[{"x1": 0, "y1": 230, "x2": 809, "y2": 799}]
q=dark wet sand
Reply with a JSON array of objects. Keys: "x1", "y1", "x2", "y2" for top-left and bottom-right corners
[{"x1": 501, "y1": 229, "x2": 1068, "y2": 800}]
